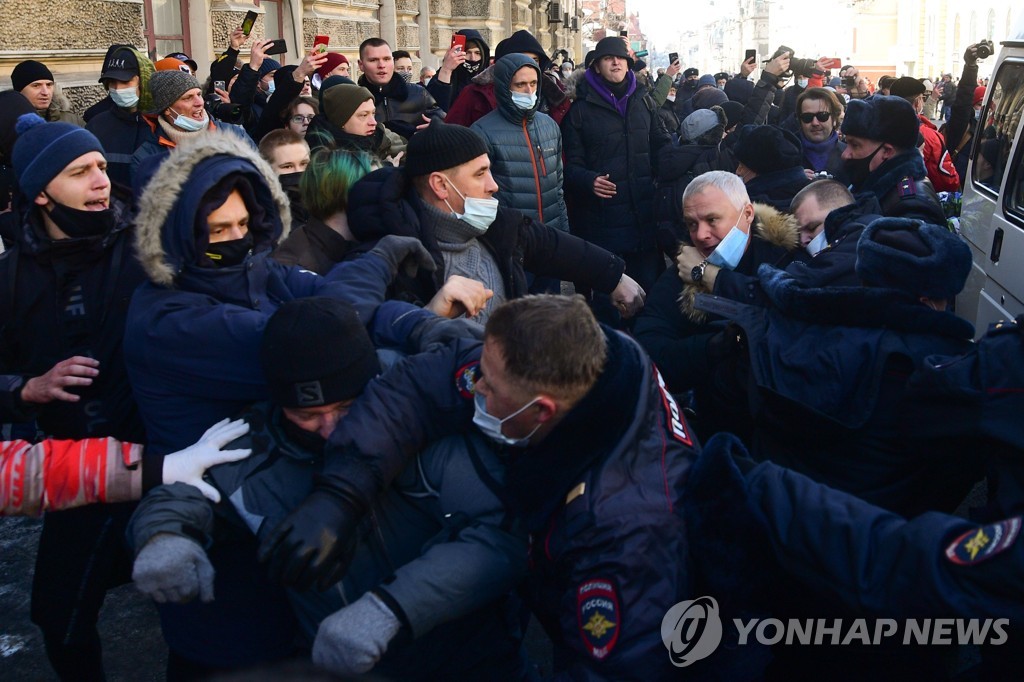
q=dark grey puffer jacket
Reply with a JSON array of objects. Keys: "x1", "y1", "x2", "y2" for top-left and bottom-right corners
[{"x1": 471, "y1": 54, "x2": 568, "y2": 233}]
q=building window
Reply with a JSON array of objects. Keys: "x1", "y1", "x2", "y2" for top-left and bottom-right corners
[
  {"x1": 143, "y1": 0, "x2": 191, "y2": 60},
  {"x1": 257, "y1": 0, "x2": 283, "y2": 43}
]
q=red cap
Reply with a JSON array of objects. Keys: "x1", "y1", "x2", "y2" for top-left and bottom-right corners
[
  {"x1": 315, "y1": 53, "x2": 349, "y2": 82},
  {"x1": 973, "y1": 86, "x2": 987, "y2": 107}
]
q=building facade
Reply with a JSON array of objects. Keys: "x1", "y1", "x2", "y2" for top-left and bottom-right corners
[{"x1": 0, "y1": 0, "x2": 583, "y2": 111}]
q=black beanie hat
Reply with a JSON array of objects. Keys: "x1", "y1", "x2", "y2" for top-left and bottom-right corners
[
  {"x1": 590, "y1": 36, "x2": 633, "y2": 70},
  {"x1": 724, "y1": 77, "x2": 754, "y2": 104},
  {"x1": 405, "y1": 118, "x2": 489, "y2": 176},
  {"x1": 841, "y1": 95, "x2": 920, "y2": 149},
  {"x1": 495, "y1": 30, "x2": 549, "y2": 69},
  {"x1": 720, "y1": 100, "x2": 745, "y2": 129},
  {"x1": 888, "y1": 76, "x2": 927, "y2": 99},
  {"x1": 734, "y1": 125, "x2": 803, "y2": 174},
  {"x1": 260, "y1": 297, "x2": 380, "y2": 408},
  {"x1": 12, "y1": 60, "x2": 54, "y2": 93},
  {"x1": 856, "y1": 217, "x2": 971, "y2": 299}
]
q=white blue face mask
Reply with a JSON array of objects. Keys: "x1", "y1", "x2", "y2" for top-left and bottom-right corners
[
  {"x1": 109, "y1": 87, "x2": 139, "y2": 109},
  {"x1": 173, "y1": 111, "x2": 208, "y2": 132},
  {"x1": 444, "y1": 178, "x2": 499, "y2": 231},
  {"x1": 797, "y1": 78, "x2": 809, "y2": 88},
  {"x1": 510, "y1": 91, "x2": 537, "y2": 111},
  {"x1": 707, "y1": 223, "x2": 751, "y2": 270},
  {"x1": 265, "y1": 80, "x2": 276, "y2": 96},
  {"x1": 472, "y1": 392, "x2": 541, "y2": 447},
  {"x1": 805, "y1": 229, "x2": 828, "y2": 256}
]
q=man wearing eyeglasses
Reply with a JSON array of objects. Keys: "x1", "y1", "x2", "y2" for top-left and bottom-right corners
[{"x1": 795, "y1": 87, "x2": 848, "y2": 184}]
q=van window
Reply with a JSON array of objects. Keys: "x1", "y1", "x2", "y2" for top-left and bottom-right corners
[{"x1": 972, "y1": 60, "x2": 1024, "y2": 193}]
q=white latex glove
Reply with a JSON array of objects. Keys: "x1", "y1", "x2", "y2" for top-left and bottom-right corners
[
  {"x1": 133, "y1": 533, "x2": 215, "y2": 603},
  {"x1": 611, "y1": 273, "x2": 647, "y2": 318},
  {"x1": 162, "y1": 418, "x2": 251, "y2": 503},
  {"x1": 313, "y1": 592, "x2": 401, "y2": 675}
]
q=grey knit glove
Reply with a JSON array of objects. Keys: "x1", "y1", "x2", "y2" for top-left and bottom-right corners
[
  {"x1": 132, "y1": 533, "x2": 215, "y2": 604},
  {"x1": 313, "y1": 591, "x2": 401, "y2": 675}
]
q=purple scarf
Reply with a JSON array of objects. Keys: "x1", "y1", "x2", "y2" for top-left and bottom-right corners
[
  {"x1": 584, "y1": 69, "x2": 637, "y2": 117},
  {"x1": 801, "y1": 130, "x2": 838, "y2": 172}
]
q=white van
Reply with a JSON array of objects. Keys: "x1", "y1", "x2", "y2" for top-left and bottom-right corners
[{"x1": 956, "y1": 12, "x2": 1024, "y2": 333}]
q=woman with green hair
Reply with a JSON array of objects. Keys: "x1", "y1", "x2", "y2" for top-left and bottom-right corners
[{"x1": 272, "y1": 146, "x2": 373, "y2": 274}]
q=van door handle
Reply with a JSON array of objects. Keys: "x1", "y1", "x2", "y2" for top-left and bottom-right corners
[{"x1": 990, "y1": 227, "x2": 1004, "y2": 263}]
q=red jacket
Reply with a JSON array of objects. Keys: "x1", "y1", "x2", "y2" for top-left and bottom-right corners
[
  {"x1": 919, "y1": 115, "x2": 960, "y2": 192},
  {"x1": 446, "y1": 66, "x2": 571, "y2": 127},
  {"x1": 1, "y1": 437, "x2": 142, "y2": 516}
]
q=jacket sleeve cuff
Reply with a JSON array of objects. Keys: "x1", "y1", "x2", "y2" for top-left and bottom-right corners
[
  {"x1": 371, "y1": 587, "x2": 413, "y2": 636},
  {"x1": 142, "y1": 452, "x2": 165, "y2": 493}
]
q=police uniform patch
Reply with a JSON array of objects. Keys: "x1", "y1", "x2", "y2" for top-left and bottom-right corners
[
  {"x1": 945, "y1": 517, "x2": 1022, "y2": 565},
  {"x1": 577, "y1": 578, "x2": 620, "y2": 660},
  {"x1": 897, "y1": 175, "x2": 917, "y2": 198},
  {"x1": 455, "y1": 361, "x2": 481, "y2": 398}
]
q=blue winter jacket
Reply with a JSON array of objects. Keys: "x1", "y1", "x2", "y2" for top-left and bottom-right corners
[
  {"x1": 125, "y1": 131, "x2": 393, "y2": 457},
  {"x1": 316, "y1": 301, "x2": 704, "y2": 680},
  {"x1": 471, "y1": 54, "x2": 568, "y2": 233}
]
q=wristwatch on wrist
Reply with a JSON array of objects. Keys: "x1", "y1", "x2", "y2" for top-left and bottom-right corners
[{"x1": 691, "y1": 258, "x2": 709, "y2": 284}]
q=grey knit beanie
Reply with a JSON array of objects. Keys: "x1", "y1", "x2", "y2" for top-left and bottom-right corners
[{"x1": 148, "y1": 70, "x2": 201, "y2": 114}]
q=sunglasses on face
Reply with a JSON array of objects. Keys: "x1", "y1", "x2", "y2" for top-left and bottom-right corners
[{"x1": 799, "y1": 111, "x2": 831, "y2": 124}]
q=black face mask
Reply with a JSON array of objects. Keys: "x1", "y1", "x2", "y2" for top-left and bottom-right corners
[
  {"x1": 280, "y1": 415, "x2": 326, "y2": 455},
  {"x1": 277, "y1": 171, "x2": 303, "y2": 190},
  {"x1": 462, "y1": 59, "x2": 483, "y2": 74},
  {"x1": 205, "y1": 232, "x2": 253, "y2": 268},
  {"x1": 44, "y1": 196, "x2": 115, "y2": 239},
  {"x1": 843, "y1": 144, "x2": 883, "y2": 189}
]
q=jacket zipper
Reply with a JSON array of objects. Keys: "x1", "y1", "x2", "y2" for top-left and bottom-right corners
[{"x1": 523, "y1": 119, "x2": 544, "y2": 222}]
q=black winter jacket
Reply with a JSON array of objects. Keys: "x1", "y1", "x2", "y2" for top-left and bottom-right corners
[
  {"x1": 857, "y1": 150, "x2": 945, "y2": 225},
  {"x1": 358, "y1": 73, "x2": 443, "y2": 140},
  {"x1": 0, "y1": 194, "x2": 147, "y2": 441},
  {"x1": 562, "y1": 74, "x2": 670, "y2": 254},
  {"x1": 86, "y1": 105, "x2": 157, "y2": 188},
  {"x1": 346, "y1": 166, "x2": 625, "y2": 305}
]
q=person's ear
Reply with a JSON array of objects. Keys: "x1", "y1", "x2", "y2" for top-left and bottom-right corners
[
  {"x1": 427, "y1": 172, "x2": 449, "y2": 200},
  {"x1": 534, "y1": 396, "x2": 559, "y2": 423},
  {"x1": 742, "y1": 202, "x2": 756, "y2": 230},
  {"x1": 34, "y1": 191, "x2": 49, "y2": 208}
]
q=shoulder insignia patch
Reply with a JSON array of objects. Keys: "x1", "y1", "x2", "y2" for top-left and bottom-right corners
[
  {"x1": 455, "y1": 361, "x2": 481, "y2": 399},
  {"x1": 897, "y1": 176, "x2": 917, "y2": 198},
  {"x1": 945, "y1": 517, "x2": 1022, "y2": 566},
  {"x1": 577, "y1": 578, "x2": 621, "y2": 660}
]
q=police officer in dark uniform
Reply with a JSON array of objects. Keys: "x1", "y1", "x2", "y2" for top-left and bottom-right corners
[
  {"x1": 686, "y1": 313, "x2": 1024, "y2": 679},
  {"x1": 840, "y1": 95, "x2": 945, "y2": 224}
]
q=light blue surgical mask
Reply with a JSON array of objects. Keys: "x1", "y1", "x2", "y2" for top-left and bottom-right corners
[
  {"x1": 806, "y1": 230, "x2": 828, "y2": 256},
  {"x1": 173, "y1": 111, "x2": 208, "y2": 132},
  {"x1": 267, "y1": 80, "x2": 276, "y2": 95},
  {"x1": 707, "y1": 223, "x2": 751, "y2": 270},
  {"x1": 510, "y1": 91, "x2": 537, "y2": 111},
  {"x1": 109, "y1": 87, "x2": 139, "y2": 109},
  {"x1": 472, "y1": 392, "x2": 541, "y2": 447},
  {"x1": 444, "y1": 178, "x2": 499, "y2": 231},
  {"x1": 796, "y1": 78, "x2": 809, "y2": 89}
]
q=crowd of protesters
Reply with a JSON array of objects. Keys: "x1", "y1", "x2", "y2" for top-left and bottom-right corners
[{"x1": 1, "y1": 23, "x2": 1022, "y2": 681}]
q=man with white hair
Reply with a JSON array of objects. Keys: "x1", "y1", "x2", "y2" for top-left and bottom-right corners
[{"x1": 634, "y1": 170, "x2": 801, "y2": 399}]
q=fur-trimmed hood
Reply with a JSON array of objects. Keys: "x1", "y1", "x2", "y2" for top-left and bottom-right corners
[
  {"x1": 678, "y1": 203, "x2": 799, "y2": 322},
  {"x1": 562, "y1": 68, "x2": 587, "y2": 101},
  {"x1": 134, "y1": 129, "x2": 290, "y2": 287}
]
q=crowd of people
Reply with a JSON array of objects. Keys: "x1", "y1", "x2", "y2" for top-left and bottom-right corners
[{"x1": 0, "y1": 23, "x2": 1021, "y2": 682}]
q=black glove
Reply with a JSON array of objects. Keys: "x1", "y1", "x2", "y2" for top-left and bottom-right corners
[
  {"x1": 369, "y1": 235, "x2": 436, "y2": 279},
  {"x1": 258, "y1": 489, "x2": 360, "y2": 591}
]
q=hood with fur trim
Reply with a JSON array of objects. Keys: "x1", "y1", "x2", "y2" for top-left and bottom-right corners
[
  {"x1": 134, "y1": 129, "x2": 290, "y2": 287},
  {"x1": 678, "y1": 203, "x2": 798, "y2": 323}
]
